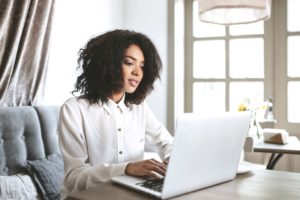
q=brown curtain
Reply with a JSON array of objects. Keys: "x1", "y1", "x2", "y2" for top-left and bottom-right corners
[{"x1": 0, "y1": 0, "x2": 55, "y2": 106}]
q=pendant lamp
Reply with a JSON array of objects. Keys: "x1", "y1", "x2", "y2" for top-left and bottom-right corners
[{"x1": 198, "y1": 0, "x2": 272, "y2": 25}]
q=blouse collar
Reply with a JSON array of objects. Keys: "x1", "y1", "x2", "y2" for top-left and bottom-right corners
[{"x1": 104, "y1": 94, "x2": 128, "y2": 114}]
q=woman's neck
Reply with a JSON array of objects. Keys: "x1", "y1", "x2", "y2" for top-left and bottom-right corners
[{"x1": 111, "y1": 92, "x2": 124, "y2": 103}]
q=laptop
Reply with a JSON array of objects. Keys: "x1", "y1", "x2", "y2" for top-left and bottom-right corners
[{"x1": 112, "y1": 112, "x2": 251, "y2": 199}]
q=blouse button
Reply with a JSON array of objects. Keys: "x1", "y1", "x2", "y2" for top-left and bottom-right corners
[
  {"x1": 118, "y1": 128, "x2": 121, "y2": 132},
  {"x1": 119, "y1": 151, "x2": 123, "y2": 155},
  {"x1": 117, "y1": 106, "x2": 123, "y2": 113}
]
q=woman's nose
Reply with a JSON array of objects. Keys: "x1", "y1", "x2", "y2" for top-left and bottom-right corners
[{"x1": 132, "y1": 65, "x2": 143, "y2": 76}]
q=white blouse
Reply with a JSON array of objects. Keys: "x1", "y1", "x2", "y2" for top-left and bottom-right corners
[{"x1": 58, "y1": 95, "x2": 173, "y2": 194}]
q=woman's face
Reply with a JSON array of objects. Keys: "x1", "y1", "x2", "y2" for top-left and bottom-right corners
[
  {"x1": 121, "y1": 44, "x2": 144, "y2": 93},
  {"x1": 112, "y1": 44, "x2": 144, "y2": 102}
]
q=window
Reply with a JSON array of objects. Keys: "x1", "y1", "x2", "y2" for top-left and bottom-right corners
[{"x1": 183, "y1": 0, "x2": 300, "y2": 136}]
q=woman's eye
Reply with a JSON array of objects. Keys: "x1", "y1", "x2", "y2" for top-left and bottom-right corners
[{"x1": 124, "y1": 60, "x2": 133, "y2": 66}]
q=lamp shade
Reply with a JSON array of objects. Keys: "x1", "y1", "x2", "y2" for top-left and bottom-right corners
[{"x1": 198, "y1": 0, "x2": 272, "y2": 25}]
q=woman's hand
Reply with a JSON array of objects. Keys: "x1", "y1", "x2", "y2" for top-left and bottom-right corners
[{"x1": 125, "y1": 159, "x2": 167, "y2": 179}]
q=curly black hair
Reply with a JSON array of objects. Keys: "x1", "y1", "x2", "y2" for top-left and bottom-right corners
[{"x1": 72, "y1": 29, "x2": 162, "y2": 105}]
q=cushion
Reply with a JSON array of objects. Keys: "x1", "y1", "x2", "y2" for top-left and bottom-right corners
[
  {"x1": 0, "y1": 174, "x2": 40, "y2": 200},
  {"x1": 27, "y1": 154, "x2": 64, "y2": 200},
  {"x1": 34, "y1": 106, "x2": 61, "y2": 155},
  {"x1": 0, "y1": 106, "x2": 46, "y2": 176}
]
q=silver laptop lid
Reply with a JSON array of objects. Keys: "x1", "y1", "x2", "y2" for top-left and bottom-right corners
[{"x1": 162, "y1": 112, "x2": 251, "y2": 199}]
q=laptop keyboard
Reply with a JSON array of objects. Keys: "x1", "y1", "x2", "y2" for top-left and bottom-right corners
[{"x1": 137, "y1": 178, "x2": 164, "y2": 192}]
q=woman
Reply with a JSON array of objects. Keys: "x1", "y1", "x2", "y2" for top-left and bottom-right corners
[{"x1": 58, "y1": 29, "x2": 173, "y2": 196}]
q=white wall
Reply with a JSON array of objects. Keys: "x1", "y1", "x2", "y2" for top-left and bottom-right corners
[
  {"x1": 123, "y1": 0, "x2": 169, "y2": 127},
  {"x1": 45, "y1": 0, "x2": 169, "y2": 127}
]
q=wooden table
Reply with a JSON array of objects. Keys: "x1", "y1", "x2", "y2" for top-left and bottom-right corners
[
  {"x1": 66, "y1": 169, "x2": 300, "y2": 200},
  {"x1": 253, "y1": 136, "x2": 300, "y2": 169}
]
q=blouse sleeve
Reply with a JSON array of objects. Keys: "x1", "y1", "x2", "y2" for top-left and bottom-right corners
[
  {"x1": 144, "y1": 102, "x2": 173, "y2": 160},
  {"x1": 58, "y1": 100, "x2": 129, "y2": 193}
]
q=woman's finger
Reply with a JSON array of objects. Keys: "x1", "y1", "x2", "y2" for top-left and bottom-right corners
[
  {"x1": 145, "y1": 170, "x2": 163, "y2": 179},
  {"x1": 147, "y1": 159, "x2": 167, "y2": 169},
  {"x1": 143, "y1": 161, "x2": 167, "y2": 176}
]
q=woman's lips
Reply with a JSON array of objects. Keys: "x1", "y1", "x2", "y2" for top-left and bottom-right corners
[{"x1": 128, "y1": 79, "x2": 139, "y2": 87}]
